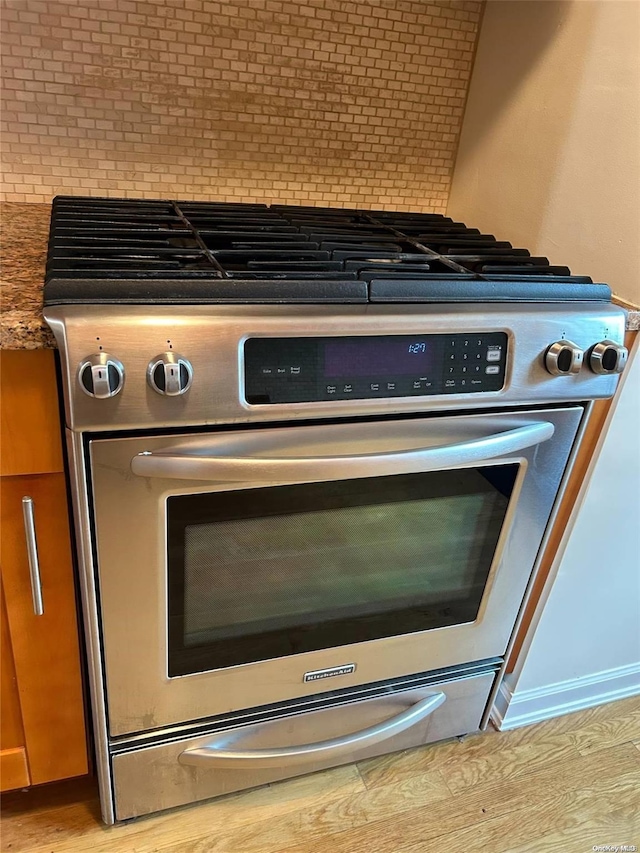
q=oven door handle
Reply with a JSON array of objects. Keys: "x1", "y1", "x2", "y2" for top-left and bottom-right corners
[
  {"x1": 178, "y1": 691, "x2": 446, "y2": 769},
  {"x1": 131, "y1": 421, "x2": 554, "y2": 482}
]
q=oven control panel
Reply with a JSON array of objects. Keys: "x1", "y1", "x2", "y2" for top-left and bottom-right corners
[{"x1": 244, "y1": 333, "x2": 508, "y2": 404}]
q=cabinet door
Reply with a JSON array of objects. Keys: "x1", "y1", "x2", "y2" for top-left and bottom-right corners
[
  {"x1": 1, "y1": 473, "x2": 88, "y2": 786},
  {"x1": 1, "y1": 578, "x2": 30, "y2": 790},
  {"x1": 0, "y1": 350, "x2": 64, "y2": 477}
]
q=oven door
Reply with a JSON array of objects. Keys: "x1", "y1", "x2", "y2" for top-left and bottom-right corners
[{"x1": 89, "y1": 406, "x2": 582, "y2": 736}]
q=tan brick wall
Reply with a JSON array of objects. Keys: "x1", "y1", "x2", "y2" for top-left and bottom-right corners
[{"x1": 1, "y1": 0, "x2": 482, "y2": 209}]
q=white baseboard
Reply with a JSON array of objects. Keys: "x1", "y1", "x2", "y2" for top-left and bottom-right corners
[{"x1": 491, "y1": 662, "x2": 640, "y2": 730}]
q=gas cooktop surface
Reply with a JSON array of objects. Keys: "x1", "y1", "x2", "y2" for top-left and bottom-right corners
[{"x1": 44, "y1": 196, "x2": 611, "y2": 305}]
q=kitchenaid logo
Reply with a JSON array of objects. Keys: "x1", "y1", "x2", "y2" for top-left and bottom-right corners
[{"x1": 303, "y1": 664, "x2": 356, "y2": 683}]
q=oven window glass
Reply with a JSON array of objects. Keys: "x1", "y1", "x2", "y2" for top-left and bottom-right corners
[{"x1": 167, "y1": 466, "x2": 519, "y2": 676}]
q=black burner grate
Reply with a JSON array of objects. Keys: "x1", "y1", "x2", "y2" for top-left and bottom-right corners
[{"x1": 44, "y1": 196, "x2": 611, "y2": 304}]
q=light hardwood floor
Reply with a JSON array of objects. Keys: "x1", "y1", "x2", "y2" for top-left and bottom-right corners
[{"x1": 2, "y1": 696, "x2": 639, "y2": 853}]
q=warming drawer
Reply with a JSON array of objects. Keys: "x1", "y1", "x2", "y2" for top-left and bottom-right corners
[{"x1": 111, "y1": 665, "x2": 496, "y2": 820}]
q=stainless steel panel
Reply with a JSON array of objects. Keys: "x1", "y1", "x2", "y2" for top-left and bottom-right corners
[
  {"x1": 65, "y1": 429, "x2": 115, "y2": 825},
  {"x1": 89, "y1": 406, "x2": 582, "y2": 736},
  {"x1": 112, "y1": 670, "x2": 494, "y2": 820},
  {"x1": 482, "y1": 399, "x2": 595, "y2": 729},
  {"x1": 45, "y1": 303, "x2": 625, "y2": 432}
]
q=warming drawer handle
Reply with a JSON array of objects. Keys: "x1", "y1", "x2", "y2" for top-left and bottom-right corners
[
  {"x1": 131, "y1": 421, "x2": 555, "y2": 482},
  {"x1": 21, "y1": 497, "x2": 44, "y2": 616},
  {"x1": 178, "y1": 692, "x2": 447, "y2": 769}
]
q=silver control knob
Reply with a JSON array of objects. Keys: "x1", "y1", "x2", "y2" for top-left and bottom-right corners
[
  {"x1": 544, "y1": 340, "x2": 584, "y2": 376},
  {"x1": 78, "y1": 353, "x2": 124, "y2": 398},
  {"x1": 147, "y1": 353, "x2": 193, "y2": 396},
  {"x1": 588, "y1": 340, "x2": 628, "y2": 375}
]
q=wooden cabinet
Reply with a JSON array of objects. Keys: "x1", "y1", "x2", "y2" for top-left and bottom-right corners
[
  {"x1": 0, "y1": 349, "x2": 64, "y2": 477},
  {"x1": 0, "y1": 350, "x2": 88, "y2": 791}
]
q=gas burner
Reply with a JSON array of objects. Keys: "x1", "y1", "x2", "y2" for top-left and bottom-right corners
[{"x1": 44, "y1": 196, "x2": 611, "y2": 304}]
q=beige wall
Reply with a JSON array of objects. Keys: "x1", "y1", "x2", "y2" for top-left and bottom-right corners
[
  {"x1": 448, "y1": 0, "x2": 640, "y2": 304},
  {"x1": 1, "y1": 0, "x2": 482, "y2": 210}
]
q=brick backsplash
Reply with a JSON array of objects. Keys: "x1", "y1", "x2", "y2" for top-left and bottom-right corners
[{"x1": 1, "y1": 0, "x2": 482, "y2": 209}]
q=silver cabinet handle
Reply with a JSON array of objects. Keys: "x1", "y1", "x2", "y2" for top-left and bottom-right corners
[
  {"x1": 21, "y1": 497, "x2": 44, "y2": 616},
  {"x1": 132, "y1": 422, "x2": 554, "y2": 482},
  {"x1": 179, "y1": 692, "x2": 446, "y2": 769}
]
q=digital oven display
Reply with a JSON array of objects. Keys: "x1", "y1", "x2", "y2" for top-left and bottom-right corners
[
  {"x1": 323, "y1": 338, "x2": 435, "y2": 378},
  {"x1": 243, "y1": 332, "x2": 507, "y2": 404}
]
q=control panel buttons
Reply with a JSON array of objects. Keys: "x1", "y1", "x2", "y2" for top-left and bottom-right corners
[
  {"x1": 261, "y1": 365, "x2": 303, "y2": 376},
  {"x1": 147, "y1": 353, "x2": 193, "y2": 396},
  {"x1": 588, "y1": 340, "x2": 628, "y2": 375},
  {"x1": 78, "y1": 353, "x2": 124, "y2": 399},
  {"x1": 544, "y1": 341, "x2": 583, "y2": 376},
  {"x1": 442, "y1": 333, "x2": 506, "y2": 393}
]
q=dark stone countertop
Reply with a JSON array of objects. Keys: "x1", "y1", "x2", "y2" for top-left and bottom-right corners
[{"x1": 1, "y1": 202, "x2": 56, "y2": 349}]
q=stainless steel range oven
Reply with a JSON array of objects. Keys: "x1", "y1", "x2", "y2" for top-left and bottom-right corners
[
  {"x1": 90, "y1": 406, "x2": 577, "y2": 739},
  {"x1": 44, "y1": 197, "x2": 628, "y2": 823}
]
